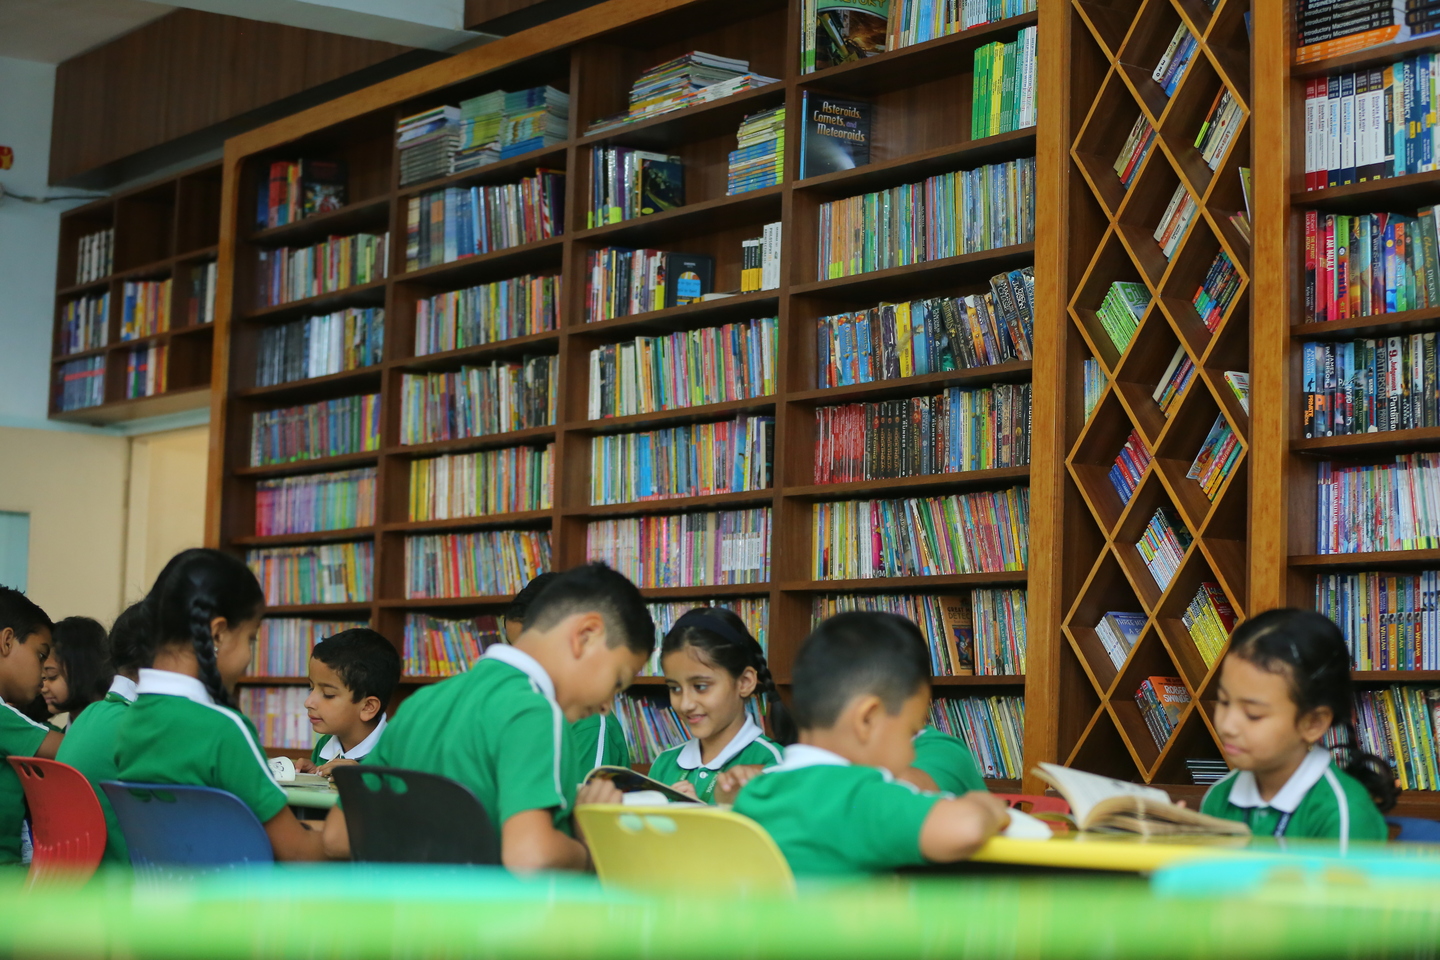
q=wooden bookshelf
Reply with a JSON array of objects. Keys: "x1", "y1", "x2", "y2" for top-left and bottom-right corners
[{"x1": 50, "y1": 161, "x2": 221, "y2": 424}]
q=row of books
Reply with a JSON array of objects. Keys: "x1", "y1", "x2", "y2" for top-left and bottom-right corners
[
  {"x1": 1137, "y1": 507, "x2": 1193, "y2": 592},
  {"x1": 1136, "y1": 675, "x2": 1190, "y2": 750},
  {"x1": 817, "y1": 157, "x2": 1036, "y2": 279},
  {"x1": 730, "y1": 106, "x2": 785, "y2": 195},
  {"x1": 255, "y1": 159, "x2": 346, "y2": 230},
  {"x1": 971, "y1": 27, "x2": 1038, "y2": 138},
  {"x1": 1187, "y1": 414, "x2": 1241, "y2": 502},
  {"x1": 1316, "y1": 570, "x2": 1440, "y2": 671},
  {"x1": 1195, "y1": 88, "x2": 1244, "y2": 172},
  {"x1": 1296, "y1": 3, "x2": 1426, "y2": 66},
  {"x1": 414, "y1": 275, "x2": 559, "y2": 357},
  {"x1": 812, "y1": 487, "x2": 1029, "y2": 579},
  {"x1": 1192, "y1": 251, "x2": 1241, "y2": 332},
  {"x1": 885, "y1": 0, "x2": 1036, "y2": 53},
  {"x1": 1153, "y1": 184, "x2": 1199, "y2": 260},
  {"x1": 1083, "y1": 357, "x2": 1105, "y2": 420},
  {"x1": 588, "y1": 148, "x2": 681, "y2": 227},
  {"x1": 250, "y1": 617, "x2": 367, "y2": 677},
  {"x1": 584, "y1": 248, "x2": 714, "y2": 321},
  {"x1": 637, "y1": 599, "x2": 770, "y2": 677},
  {"x1": 404, "y1": 170, "x2": 564, "y2": 271},
  {"x1": 612, "y1": 694, "x2": 688, "y2": 764},
  {"x1": 1352, "y1": 685, "x2": 1440, "y2": 793},
  {"x1": 1151, "y1": 25, "x2": 1198, "y2": 97},
  {"x1": 247, "y1": 541, "x2": 374, "y2": 606},
  {"x1": 586, "y1": 317, "x2": 777, "y2": 420},
  {"x1": 1182, "y1": 582, "x2": 1237, "y2": 668},
  {"x1": 1113, "y1": 117, "x2": 1157, "y2": 190},
  {"x1": 75, "y1": 228, "x2": 113, "y2": 284},
  {"x1": 813, "y1": 383, "x2": 1032, "y2": 484},
  {"x1": 1301, "y1": 333, "x2": 1440, "y2": 438},
  {"x1": 398, "y1": 357, "x2": 556, "y2": 445},
  {"x1": 590, "y1": 415, "x2": 773, "y2": 505},
  {"x1": 1305, "y1": 60, "x2": 1440, "y2": 189},
  {"x1": 586, "y1": 508, "x2": 771, "y2": 587},
  {"x1": 589, "y1": 52, "x2": 776, "y2": 133},
  {"x1": 409, "y1": 445, "x2": 554, "y2": 522},
  {"x1": 60, "y1": 293, "x2": 108, "y2": 354},
  {"x1": 248, "y1": 394, "x2": 381, "y2": 466},
  {"x1": 255, "y1": 467, "x2": 377, "y2": 537},
  {"x1": 1094, "y1": 280, "x2": 1149, "y2": 355},
  {"x1": 1109, "y1": 430, "x2": 1154, "y2": 504},
  {"x1": 404, "y1": 530, "x2": 551, "y2": 599},
  {"x1": 237, "y1": 687, "x2": 315, "y2": 750},
  {"x1": 55, "y1": 357, "x2": 105, "y2": 411},
  {"x1": 928, "y1": 694, "x2": 1025, "y2": 781},
  {"x1": 255, "y1": 307, "x2": 384, "y2": 388},
  {"x1": 123, "y1": 344, "x2": 166, "y2": 399},
  {"x1": 816, "y1": 269, "x2": 1037, "y2": 389},
  {"x1": 740, "y1": 223, "x2": 782, "y2": 293},
  {"x1": 1316, "y1": 453, "x2": 1440, "y2": 554},
  {"x1": 1302, "y1": 207, "x2": 1440, "y2": 323},
  {"x1": 971, "y1": 587, "x2": 1028, "y2": 676},
  {"x1": 189, "y1": 261, "x2": 218, "y2": 326},
  {"x1": 255, "y1": 233, "x2": 388, "y2": 309},
  {"x1": 402, "y1": 613, "x2": 503, "y2": 677},
  {"x1": 1094, "y1": 611, "x2": 1145, "y2": 670},
  {"x1": 120, "y1": 279, "x2": 171, "y2": 341}
]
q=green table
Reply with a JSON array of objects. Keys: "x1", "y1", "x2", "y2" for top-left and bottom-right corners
[{"x1": 281, "y1": 784, "x2": 338, "y2": 810}]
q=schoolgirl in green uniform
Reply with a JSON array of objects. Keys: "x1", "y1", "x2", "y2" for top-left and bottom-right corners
[
  {"x1": 1201, "y1": 609, "x2": 1392, "y2": 844},
  {"x1": 0, "y1": 587, "x2": 60, "y2": 866},
  {"x1": 648, "y1": 608, "x2": 794, "y2": 804}
]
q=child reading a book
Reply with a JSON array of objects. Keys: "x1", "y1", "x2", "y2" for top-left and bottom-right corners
[
  {"x1": 1201, "y1": 608, "x2": 1392, "y2": 842},
  {"x1": 115, "y1": 549, "x2": 327, "y2": 860},
  {"x1": 735, "y1": 612, "x2": 1009, "y2": 874},
  {"x1": 295, "y1": 628, "x2": 400, "y2": 778},
  {"x1": 0, "y1": 587, "x2": 59, "y2": 865},
  {"x1": 41, "y1": 616, "x2": 112, "y2": 727},
  {"x1": 322, "y1": 563, "x2": 655, "y2": 871},
  {"x1": 648, "y1": 608, "x2": 792, "y2": 804}
]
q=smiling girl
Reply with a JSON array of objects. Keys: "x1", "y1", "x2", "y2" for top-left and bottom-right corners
[
  {"x1": 648, "y1": 608, "x2": 795, "y2": 804},
  {"x1": 1202, "y1": 608, "x2": 1393, "y2": 843}
]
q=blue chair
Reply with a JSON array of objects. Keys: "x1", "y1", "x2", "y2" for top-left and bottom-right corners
[
  {"x1": 1387, "y1": 817, "x2": 1440, "y2": 843},
  {"x1": 100, "y1": 781, "x2": 273, "y2": 872}
]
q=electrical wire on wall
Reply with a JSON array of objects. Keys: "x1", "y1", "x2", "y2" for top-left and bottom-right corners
[{"x1": 0, "y1": 183, "x2": 107, "y2": 205}]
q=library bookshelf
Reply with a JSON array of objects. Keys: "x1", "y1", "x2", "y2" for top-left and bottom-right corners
[
  {"x1": 204, "y1": 0, "x2": 1063, "y2": 787},
  {"x1": 50, "y1": 161, "x2": 221, "y2": 424}
]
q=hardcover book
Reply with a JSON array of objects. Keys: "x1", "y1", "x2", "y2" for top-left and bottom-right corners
[
  {"x1": 662, "y1": 252, "x2": 714, "y2": 307},
  {"x1": 639, "y1": 158, "x2": 685, "y2": 215},
  {"x1": 800, "y1": 91, "x2": 873, "y2": 177}
]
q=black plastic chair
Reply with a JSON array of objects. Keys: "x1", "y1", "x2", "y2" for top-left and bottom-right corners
[{"x1": 331, "y1": 766, "x2": 500, "y2": 865}]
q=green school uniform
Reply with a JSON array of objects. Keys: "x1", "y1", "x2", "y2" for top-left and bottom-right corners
[
  {"x1": 0, "y1": 701, "x2": 51, "y2": 864},
  {"x1": 115, "y1": 669, "x2": 287, "y2": 826},
  {"x1": 310, "y1": 714, "x2": 388, "y2": 767},
  {"x1": 570, "y1": 712, "x2": 630, "y2": 775},
  {"x1": 912, "y1": 726, "x2": 987, "y2": 794},
  {"x1": 55, "y1": 676, "x2": 138, "y2": 864},
  {"x1": 364, "y1": 645, "x2": 576, "y2": 837},
  {"x1": 1200, "y1": 745, "x2": 1388, "y2": 843},
  {"x1": 734, "y1": 744, "x2": 942, "y2": 875},
  {"x1": 648, "y1": 715, "x2": 782, "y2": 804}
]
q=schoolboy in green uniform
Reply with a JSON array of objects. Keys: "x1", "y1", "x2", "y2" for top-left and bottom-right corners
[
  {"x1": 735, "y1": 612, "x2": 1009, "y2": 875},
  {"x1": 295, "y1": 628, "x2": 400, "y2": 777},
  {"x1": 323, "y1": 563, "x2": 654, "y2": 871},
  {"x1": 0, "y1": 587, "x2": 59, "y2": 865},
  {"x1": 56, "y1": 600, "x2": 148, "y2": 864},
  {"x1": 906, "y1": 725, "x2": 987, "y2": 794}
]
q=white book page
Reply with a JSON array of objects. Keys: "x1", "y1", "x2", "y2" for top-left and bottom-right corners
[{"x1": 1036, "y1": 762, "x2": 1171, "y2": 827}]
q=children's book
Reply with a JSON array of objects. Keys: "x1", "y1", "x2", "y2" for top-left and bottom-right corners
[
  {"x1": 301, "y1": 160, "x2": 347, "y2": 217},
  {"x1": 1033, "y1": 763, "x2": 1250, "y2": 836},
  {"x1": 662, "y1": 252, "x2": 714, "y2": 307},
  {"x1": 639, "y1": 158, "x2": 685, "y2": 215},
  {"x1": 799, "y1": 91, "x2": 872, "y2": 177},
  {"x1": 268, "y1": 756, "x2": 331, "y2": 787},
  {"x1": 938, "y1": 595, "x2": 976, "y2": 676},
  {"x1": 813, "y1": 0, "x2": 888, "y2": 71},
  {"x1": 584, "y1": 766, "x2": 704, "y2": 805}
]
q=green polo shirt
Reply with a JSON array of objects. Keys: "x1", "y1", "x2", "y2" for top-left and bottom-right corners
[
  {"x1": 648, "y1": 716, "x2": 783, "y2": 803},
  {"x1": 570, "y1": 712, "x2": 630, "y2": 775},
  {"x1": 56, "y1": 688, "x2": 133, "y2": 864},
  {"x1": 912, "y1": 726, "x2": 988, "y2": 794},
  {"x1": 1200, "y1": 746, "x2": 1388, "y2": 842},
  {"x1": 364, "y1": 645, "x2": 576, "y2": 837},
  {"x1": 734, "y1": 744, "x2": 943, "y2": 875},
  {"x1": 115, "y1": 670, "x2": 288, "y2": 826},
  {"x1": 0, "y1": 702, "x2": 51, "y2": 864}
]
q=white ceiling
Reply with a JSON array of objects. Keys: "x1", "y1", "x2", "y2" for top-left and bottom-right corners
[{"x1": 0, "y1": 0, "x2": 174, "y2": 64}]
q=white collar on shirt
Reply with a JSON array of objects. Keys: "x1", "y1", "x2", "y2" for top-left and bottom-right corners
[
  {"x1": 767, "y1": 743, "x2": 852, "y2": 773},
  {"x1": 1227, "y1": 745, "x2": 1333, "y2": 813},
  {"x1": 318, "y1": 713, "x2": 388, "y2": 762},
  {"x1": 136, "y1": 668, "x2": 213, "y2": 705},
  {"x1": 675, "y1": 715, "x2": 767, "y2": 770},
  {"x1": 481, "y1": 643, "x2": 557, "y2": 702},
  {"x1": 108, "y1": 675, "x2": 139, "y2": 703}
]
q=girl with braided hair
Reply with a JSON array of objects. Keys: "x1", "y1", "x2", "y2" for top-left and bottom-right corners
[
  {"x1": 648, "y1": 607, "x2": 796, "y2": 804},
  {"x1": 114, "y1": 548, "x2": 327, "y2": 860}
]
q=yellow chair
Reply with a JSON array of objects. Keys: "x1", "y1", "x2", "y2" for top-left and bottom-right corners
[{"x1": 575, "y1": 804, "x2": 795, "y2": 896}]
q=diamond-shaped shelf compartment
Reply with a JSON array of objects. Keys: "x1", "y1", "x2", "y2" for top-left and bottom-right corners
[
  {"x1": 1113, "y1": 308, "x2": 1195, "y2": 446},
  {"x1": 1196, "y1": 469, "x2": 1248, "y2": 610},
  {"x1": 1152, "y1": 380, "x2": 1244, "y2": 532},
  {"x1": 1171, "y1": 0, "x2": 1219, "y2": 38},
  {"x1": 1112, "y1": 471, "x2": 1194, "y2": 612},
  {"x1": 1204, "y1": 0, "x2": 1252, "y2": 107},
  {"x1": 1157, "y1": 215, "x2": 1247, "y2": 359},
  {"x1": 1066, "y1": 705, "x2": 1149, "y2": 781},
  {"x1": 1199, "y1": 317, "x2": 1250, "y2": 436},
  {"x1": 1116, "y1": 149, "x2": 1193, "y2": 288},
  {"x1": 1075, "y1": 0, "x2": 1145, "y2": 61},
  {"x1": 1073, "y1": 68, "x2": 1158, "y2": 218},
  {"x1": 1205, "y1": 155, "x2": 1253, "y2": 263},
  {"x1": 1150, "y1": 700, "x2": 1226, "y2": 784},
  {"x1": 1068, "y1": 390, "x2": 1149, "y2": 535},
  {"x1": 1065, "y1": 549, "x2": 1151, "y2": 694},
  {"x1": 1116, "y1": 0, "x2": 1192, "y2": 125},
  {"x1": 1157, "y1": 48, "x2": 1248, "y2": 199},
  {"x1": 1153, "y1": 545, "x2": 1238, "y2": 691},
  {"x1": 1110, "y1": 626, "x2": 1190, "y2": 774},
  {"x1": 1069, "y1": 227, "x2": 1155, "y2": 372}
]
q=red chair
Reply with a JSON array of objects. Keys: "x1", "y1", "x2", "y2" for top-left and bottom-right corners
[
  {"x1": 996, "y1": 793, "x2": 1071, "y2": 816},
  {"x1": 8, "y1": 757, "x2": 107, "y2": 885}
]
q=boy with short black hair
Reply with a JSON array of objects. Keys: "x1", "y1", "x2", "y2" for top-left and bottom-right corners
[
  {"x1": 734, "y1": 611, "x2": 1009, "y2": 875},
  {"x1": 0, "y1": 586, "x2": 60, "y2": 865},
  {"x1": 322, "y1": 563, "x2": 655, "y2": 870},
  {"x1": 296, "y1": 628, "x2": 401, "y2": 777}
]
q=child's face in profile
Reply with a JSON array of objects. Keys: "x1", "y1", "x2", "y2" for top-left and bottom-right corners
[
  {"x1": 41, "y1": 651, "x2": 68, "y2": 716},
  {"x1": 557, "y1": 627, "x2": 647, "y2": 722},
  {"x1": 214, "y1": 615, "x2": 262, "y2": 690},
  {"x1": 1214, "y1": 656, "x2": 1329, "y2": 774},
  {"x1": 0, "y1": 627, "x2": 50, "y2": 706},
  {"x1": 305, "y1": 657, "x2": 373, "y2": 739}
]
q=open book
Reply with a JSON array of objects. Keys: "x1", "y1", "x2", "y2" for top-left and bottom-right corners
[
  {"x1": 1034, "y1": 763, "x2": 1249, "y2": 836},
  {"x1": 583, "y1": 766, "x2": 705, "y2": 805},
  {"x1": 268, "y1": 756, "x2": 331, "y2": 788}
]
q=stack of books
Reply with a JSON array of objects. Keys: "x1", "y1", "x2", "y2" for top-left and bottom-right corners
[
  {"x1": 1153, "y1": 346, "x2": 1196, "y2": 416},
  {"x1": 1136, "y1": 675, "x2": 1189, "y2": 749},
  {"x1": 250, "y1": 618, "x2": 368, "y2": 677},
  {"x1": 1352, "y1": 685, "x2": 1440, "y2": 791},
  {"x1": 254, "y1": 467, "x2": 377, "y2": 537},
  {"x1": 120, "y1": 279, "x2": 172, "y2": 340},
  {"x1": 1094, "y1": 611, "x2": 1145, "y2": 669},
  {"x1": 1096, "y1": 280, "x2": 1149, "y2": 354},
  {"x1": 1109, "y1": 430, "x2": 1153, "y2": 504},
  {"x1": 256, "y1": 232, "x2": 388, "y2": 308},
  {"x1": 1316, "y1": 453, "x2": 1440, "y2": 553},
  {"x1": 1113, "y1": 116, "x2": 1156, "y2": 189},
  {"x1": 588, "y1": 148, "x2": 683, "y2": 226},
  {"x1": 255, "y1": 307, "x2": 385, "y2": 387},
  {"x1": 1182, "y1": 582, "x2": 1236, "y2": 667},
  {"x1": 60, "y1": 293, "x2": 108, "y2": 354},
  {"x1": 124, "y1": 344, "x2": 166, "y2": 399},
  {"x1": 590, "y1": 415, "x2": 773, "y2": 504},
  {"x1": 404, "y1": 530, "x2": 551, "y2": 599},
  {"x1": 247, "y1": 542, "x2": 374, "y2": 605},
  {"x1": 404, "y1": 169, "x2": 564, "y2": 271},
  {"x1": 414, "y1": 275, "x2": 559, "y2": 357},
  {"x1": 612, "y1": 695, "x2": 688, "y2": 764},
  {"x1": 740, "y1": 223, "x2": 782, "y2": 292},
  {"x1": 1316, "y1": 569, "x2": 1440, "y2": 670},
  {"x1": 586, "y1": 508, "x2": 772, "y2": 587},
  {"x1": 237, "y1": 687, "x2": 314, "y2": 750},
  {"x1": 188, "y1": 262, "x2": 218, "y2": 325},
  {"x1": 729, "y1": 106, "x2": 785, "y2": 195},
  {"x1": 812, "y1": 487, "x2": 1029, "y2": 578},
  {"x1": 249, "y1": 395, "x2": 381, "y2": 466},
  {"x1": 454, "y1": 91, "x2": 505, "y2": 171},
  {"x1": 75, "y1": 228, "x2": 113, "y2": 284},
  {"x1": 1193, "y1": 251, "x2": 1241, "y2": 331},
  {"x1": 587, "y1": 317, "x2": 777, "y2": 419},
  {"x1": 1137, "y1": 508, "x2": 1192, "y2": 591},
  {"x1": 1303, "y1": 206, "x2": 1440, "y2": 323},
  {"x1": 255, "y1": 160, "x2": 346, "y2": 229},
  {"x1": 886, "y1": 0, "x2": 1036, "y2": 52},
  {"x1": 403, "y1": 614, "x2": 504, "y2": 675},
  {"x1": 588, "y1": 52, "x2": 775, "y2": 132},
  {"x1": 500, "y1": 87, "x2": 569, "y2": 158},
  {"x1": 1186, "y1": 414, "x2": 1240, "y2": 501},
  {"x1": 409, "y1": 444, "x2": 553, "y2": 522},
  {"x1": 55, "y1": 357, "x2": 105, "y2": 411},
  {"x1": 398, "y1": 107, "x2": 461, "y2": 187},
  {"x1": 1083, "y1": 357, "x2": 1105, "y2": 420},
  {"x1": 929, "y1": 695, "x2": 1026, "y2": 780},
  {"x1": 1195, "y1": 88, "x2": 1243, "y2": 170},
  {"x1": 399, "y1": 357, "x2": 557, "y2": 444},
  {"x1": 1154, "y1": 184, "x2": 1199, "y2": 258},
  {"x1": 970, "y1": 26, "x2": 1038, "y2": 138},
  {"x1": 1185, "y1": 759, "x2": 1231, "y2": 786},
  {"x1": 584, "y1": 248, "x2": 714, "y2": 320},
  {"x1": 1152, "y1": 25, "x2": 1198, "y2": 96},
  {"x1": 1296, "y1": 1, "x2": 1422, "y2": 65}
]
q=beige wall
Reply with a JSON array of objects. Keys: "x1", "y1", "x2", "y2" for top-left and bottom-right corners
[{"x1": 122, "y1": 426, "x2": 209, "y2": 606}]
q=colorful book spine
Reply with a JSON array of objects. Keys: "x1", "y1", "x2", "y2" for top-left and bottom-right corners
[
  {"x1": 1181, "y1": 582, "x2": 1237, "y2": 667},
  {"x1": 414, "y1": 275, "x2": 559, "y2": 356},
  {"x1": 1302, "y1": 207, "x2": 1440, "y2": 323},
  {"x1": 409, "y1": 444, "x2": 554, "y2": 521},
  {"x1": 399, "y1": 356, "x2": 557, "y2": 444},
  {"x1": 1152, "y1": 345, "x2": 1196, "y2": 415},
  {"x1": 404, "y1": 170, "x2": 564, "y2": 271},
  {"x1": 1152, "y1": 25, "x2": 1198, "y2": 96},
  {"x1": 404, "y1": 530, "x2": 551, "y2": 599},
  {"x1": 586, "y1": 508, "x2": 771, "y2": 587},
  {"x1": 1303, "y1": 57, "x2": 1435, "y2": 188},
  {"x1": 1109, "y1": 430, "x2": 1153, "y2": 504},
  {"x1": 1315, "y1": 453, "x2": 1440, "y2": 553},
  {"x1": 1152, "y1": 184, "x2": 1198, "y2": 259},
  {"x1": 1136, "y1": 675, "x2": 1189, "y2": 748},
  {"x1": 60, "y1": 293, "x2": 109, "y2": 354},
  {"x1": 1350, "y1": 685, "x2": 1439, "y2": 791},
  {"x1": 1194, "y1": 87, "x2": 1244, "y2": 170},
  {"x1": 729, "y1": 106, "x2": 785, "y2": 195},
  {"x1": 1316, "y1": 569, "x2": 1440, "y2": 671},
  {"x1": 1113, "y1": 116, "x2": 1157, "y2": 189},
  {"x1": 1300, "y1": 334, "x2": 1439, "y2": 437},
  {"x1": 75, "y1": 228, "x2": 113, "y2": 284},
  {"x1": 402, "y1": 613, "x2": 504, "y2": 676},
  {"x1": 247, "y1": 541, "x2": 374, "y2": 605},
  {"x1": 256, "y1": 307, "x2": 385, "y2": 387},
  {"x1": 739, "y1": 223, "x2": 782, "y2": 292},
  {"x1": 612, "y1": 694, "x2": 689, "y2": 764},
  {"x1": 929, "y1": 695, "x2": 1026, "y2": 780},
  {"x1": 255, "y1": 467, "x2": 378, "y2": 536},
  {"x1": 249, "y1": 394, "x2": 381, "y2": 466},
  {"x1": 256, "y1": 232, "x2": 388, "y2": 308},
  {"x1": 237, "y1": 686, "x2": 315, "y2": 750},
  {"x1": 1191, "y1": 251, "x2": 1241, "y2": 331},
  {"x1": 120, "y1": 279, "x2": 172, "y2": 341},
  {"x1": 588, "y1": 317, "x2": 777, "y2": 418},
  {"x1": 251, "y1": 618, "x2": 368, "y2": 677},
  {"x1": 1185, "y1": 414, "x2": 1241, "y2": 501},
  {"x1": 638, "y1": 599, "x2": 770, "y2": 677},
  {"x1": 1136, "y1": 508, "x2": 1192, "y2": 591},
  {"x1": 970, "y1": 27, "x2": 1038, "y2": 138},
  {"x1": 124, "y1": 343, "x2": 167, "y2": 399},
  {"x1": 1083, "y1": 357, "x2": 1105, "y2": 419},
  {"x1": 885, "y1": 0, "x2": 1036, "y2": 53},
  {"x1": 55, "y1": 357, "x2": 105, "y2": 411},
  {"x1": 1095, "y1": 281, "x2": 1150, "y2": 353},
  {"x1": 591, "y1": 415, "x2": 773, "y2": 505}
]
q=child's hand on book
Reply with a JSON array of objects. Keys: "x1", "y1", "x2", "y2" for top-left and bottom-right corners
[
  {"x1": 669, "y1": 780, "x2": 699, "y2": 800},
  {"x1": 576, "y1": 779, "x2": 625, "y2": 806},
  {"x1": 317, "y1": 758, "x2": 359, "y2": 780},
  {"x1": 294, "y1": 758, "x2": 318, "y2": 774},
  {"x1": 713, "y1": 764, "x2": 765, "y2": 805}
]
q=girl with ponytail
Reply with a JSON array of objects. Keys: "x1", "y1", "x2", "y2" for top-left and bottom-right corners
[
  {"x1": 1202, "y1": 608, "x2": 1393, "y2": 842},
  {"x1": 648, "y1": 607, "x2": 795, "y2": 804},
  {"x1": 114, "y1": 548, "x2": 326, "y2": 860}
]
